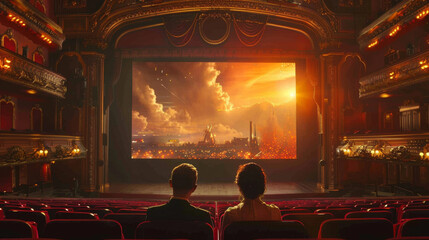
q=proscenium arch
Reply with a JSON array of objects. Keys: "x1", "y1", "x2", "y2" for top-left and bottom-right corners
[{"x1": 91, "y1": 0, "x2": 335, "y2": 49}]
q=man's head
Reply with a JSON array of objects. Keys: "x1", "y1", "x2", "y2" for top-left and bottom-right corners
[{"x1": 169, "y1": 163, "x2": 198, "y2": 197}]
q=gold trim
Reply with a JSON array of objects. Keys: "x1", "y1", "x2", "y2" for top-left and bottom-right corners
[
  {"x1": 114, "y1": 23, "x2": 164, "y2": 48},
  {"x1": 266, "y1": 23, "x2": 315, "y2": 49},
  {"x1": 1, "y1": 35, "x2": 17, "y2": 53},
  {"x1": 199, "y1": 14, "x2": 231, "y2": 45},
  {"x1": 55, "y1": 52, "x2": 86, "y2": 76},
  {"x1": 32, "y1": 48, "x2": 45, "y2": 64}
]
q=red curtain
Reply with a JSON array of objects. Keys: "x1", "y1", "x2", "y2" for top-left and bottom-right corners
[
  {"x1": 41, "y1": 163, "x2": 51, "y2": 182},
  {"x1": 34, "y1": 52, "x2": 44, "y2": 65},
  {"x1": 0, "y1": 101, "x2": 14, "y2": 130},
  {"x1": 3, "y1": 36, "x2": 16, "y2": 52},
  {"x1": 32, "y1": 108, "x2": 42, "y2": 132}
]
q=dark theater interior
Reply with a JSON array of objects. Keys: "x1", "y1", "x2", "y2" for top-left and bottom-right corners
[{"x1": 0, "y1": 0, "x2": 429, "y2": 239}]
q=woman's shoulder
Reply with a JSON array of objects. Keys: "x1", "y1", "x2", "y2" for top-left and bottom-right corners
[
  {"x1": 224, "y1": 203, "x2": 244, "y2": 214},
  {"x1": 262, "y1": 201, "x2": 281, "y2": 211}
]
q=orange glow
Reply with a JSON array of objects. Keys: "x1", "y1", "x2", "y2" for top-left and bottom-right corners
[
  {"x1": 27, "y1": 89, "x2": 37, "y2": 94},
  {"x1": 368, "y1": 40, "x2": 378, "y2": 48},
  {"x1": 416, "y1": 9, "x2": 429, "y2": 19},
  {"x1": 389, "y1": 26, "x2": 400, "y2": 37},
  {"x1": 380, "y1": 93, "x2": 391, "y2": 98}
]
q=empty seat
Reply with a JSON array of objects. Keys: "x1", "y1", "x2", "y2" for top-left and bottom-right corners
[
  {"x1": 118, "y1": 208, "x2": 147, "y2": 213},
  {"x1": 0, "y1": 219, "x2": 38, "y2": 238},
  {"x1": 319, "y1": 218, "x2": 394, "y2": 240},
  {"x1": 398, "y1": 218, "x2": 429, "y2": 237},
  {"x1": 44, "y1": 219, "x2": 123, "y2": 240},
  {"x1": 346, "y1": 211, "x2": 395, "y2": 223},
  {"x1": 136, "y1": 221, "x2": 213, "y2": 240},
  {"x1": 0, "y1": 208, "x2": 3, "y2": 219},
  {"x1": 223, "y1": 221, "x2": 308, "y2": 240},
  {"x1": 402, "y1": 210, "x2": 429, "y2": 220},
  {"x1": 74, "y1": 208, "x2": 112, "y2": 218},
  {"x1": 281, "y1": 209, "x2": 311, "y2": 215},
  {"x1": 282, "y1": 213, "x2": 333, "y2": 238},
  {"x1": 5, "y1": 209, "x2": 49, "y2": 235},
  {"x1": 41, "y1": 207, "x2": 71, "y2": 219},
  {"x1": 104, "y1": 213, "x2": 147, "y2": 238},
  {"x1": 55, "y1": 211, "x2": 99, "y2": 219},
  {"x1": 367, "y1": 207, "x2": 398, "y2": 222},
  {"x1": 315, "y1": 208, "x2": 354, "y2": 218}
]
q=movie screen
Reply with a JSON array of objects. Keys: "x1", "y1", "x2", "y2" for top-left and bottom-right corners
[{"x1": 132, "y1": 62, "x2": 296, "y2": 159}]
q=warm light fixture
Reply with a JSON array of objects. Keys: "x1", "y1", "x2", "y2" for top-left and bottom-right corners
[
  {"x1": 389, "y1": 26, "x2": 400, "y2": 37},
  {"x1": 27, "y1": 89, "x2": 37, "y2": 95},
  {"x1": 7, "y1": 13, "x2": 26, "y2": 27},
  {"x1": 368, "y1": 40, "x2": 378, "y2": 48},
  {"x1": 36, "y1": 147, "x2": 49, "y2": 158},
  {"x1": 40, "y1": 34, "x2": 52, "y2": 44},
  {"x1": 416, "y1": 9, "x2": 429, "y2": 19},
  {"x1": 71, "y1": 145, "x2": 81, "y2": 156},
  {"x1": 380, "y1": 93, "x2": 391, "y2": 98},
  {"x1": 1, "y1": 58, "x2": 11, "y2": 70}
]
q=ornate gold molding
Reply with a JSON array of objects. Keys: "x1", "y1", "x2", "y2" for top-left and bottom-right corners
[
  {"x1": 84, "y1": 0, "x2": 335, "y2": 47},
  {"x1": 0, "y1": 0, "x2": 65, "y2": 48},
  {"x1": 0, "y1": 47, "x2": 67, "y2": 98},
  {"x1": 359, "y1": 50, "x2": 429, "y2": 98}
]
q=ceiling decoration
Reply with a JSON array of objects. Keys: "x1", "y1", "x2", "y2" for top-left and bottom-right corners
[
  {"x1": 163, "y1": 11, "x2": 267, "y2": 47},
  {"x1": 74, "y1": 0, "x2": 336, "y2": 50}
]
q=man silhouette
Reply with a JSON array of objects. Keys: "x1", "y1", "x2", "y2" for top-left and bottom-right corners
[{"x1": 146, "y1": 163, "x2": 213, "y2": 226}]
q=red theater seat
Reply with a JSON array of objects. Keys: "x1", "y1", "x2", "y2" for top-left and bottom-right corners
[
  {"x1": 44, "y1": 219, "x2": 123, "y2": 240},
  {"x1": 402, "y1": 210, "x2": 429, "y2": 220},
  {"x1": 75, "y1": 208, "x2": 112, "y2": 218},
  {"x1": 319, "y1": 218, "x2": 394, "y2": 240},
  {"x1": 55, "y1": 211, "x2": 99, "y2": 219},
  {"x1": 4, "y1": 209, "x2": 49, "y2": 235},
  {"x1": 315, "y1": 208, "x2": 354, "y2": 218},
  {"x1": 346, "y1": 210, "x2": 395, "y2": 223},
  {"x1": 397, "y1": 218, "x2": 429, "y2": 237},
  {"x1": 104, "y1": 213, "x2": 147, "y2": 238},
  {"x1": 41, "y1": 207, "x2": 71, "y2": 219},
  {"x1": 0, "y1": 219, "x2": 38, "y2": 238},
  {"x1": 136, "y1": 221, "x2": 213, "y2": 240},
  {"x1": 223, "y1": 221, "x2": 308, "y2": 240},
  {"x1": 282, "y1": 213, "x2": 334, "y2": 238}
]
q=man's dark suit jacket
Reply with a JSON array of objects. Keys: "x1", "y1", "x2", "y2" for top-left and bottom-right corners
[{"x1": 146, "y1": 198, "x2": 213, "y2": 226}]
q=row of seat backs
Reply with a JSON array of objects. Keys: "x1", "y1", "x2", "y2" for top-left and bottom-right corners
[
  {"x1": 0, "y1": 219, "x2": 213, "y2": 240},
  {"x1": 1, "y1": 218, "x2": 429, "y2": 240}
]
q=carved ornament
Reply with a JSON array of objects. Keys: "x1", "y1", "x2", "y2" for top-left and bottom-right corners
[
  {"x1": 0, "y1": 47, "x2": 67, "y2": 98},
  {"x1": 88, "y1": 0, "x2": 335, "y2": 46},
  {"x1": 359, "y1": 50, "x2": 429, "y2": 98}
]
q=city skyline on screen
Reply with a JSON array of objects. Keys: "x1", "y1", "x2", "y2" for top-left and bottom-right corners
[{"x1": 132, "y1": 62, "x2": 296, "y2": 159}]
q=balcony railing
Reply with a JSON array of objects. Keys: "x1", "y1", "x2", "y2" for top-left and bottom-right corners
[
  {"x1": 337, "y1": 132, "x2": 429, "y2": 164},
  {"x1": 0, "y1": 47, "x2": 66, "y2": 98},
  {"x1": 359, "y1": 50, "x2": 429, "y2": 98},
  {"x1": 0, "y1": 133, "x2": 86, "y2": 166},
  {"x1": 0, "y1": 0, "x2": 65, "y2": 48}
]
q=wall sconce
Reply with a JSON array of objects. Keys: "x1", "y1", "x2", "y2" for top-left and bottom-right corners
[
  {"x1": 419, "y1": 151, "x2": 429, "y2": 160},
  {"x1": 71, "y1": 145, "x2": 81, "y2": 156},
  {"x1": 371, "y1": 147, "x2": 384, "y2": 158},
  {"x1": 35, "y1": 146, "x2": 49, "y2": 158},
  {"x1": 343, "y1": 148, "x2": 352, "y2": 157}
]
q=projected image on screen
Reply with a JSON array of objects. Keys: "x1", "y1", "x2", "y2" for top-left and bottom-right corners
[{"x1": 132, "y1": 62, "x2": 296, "y2": 159}]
